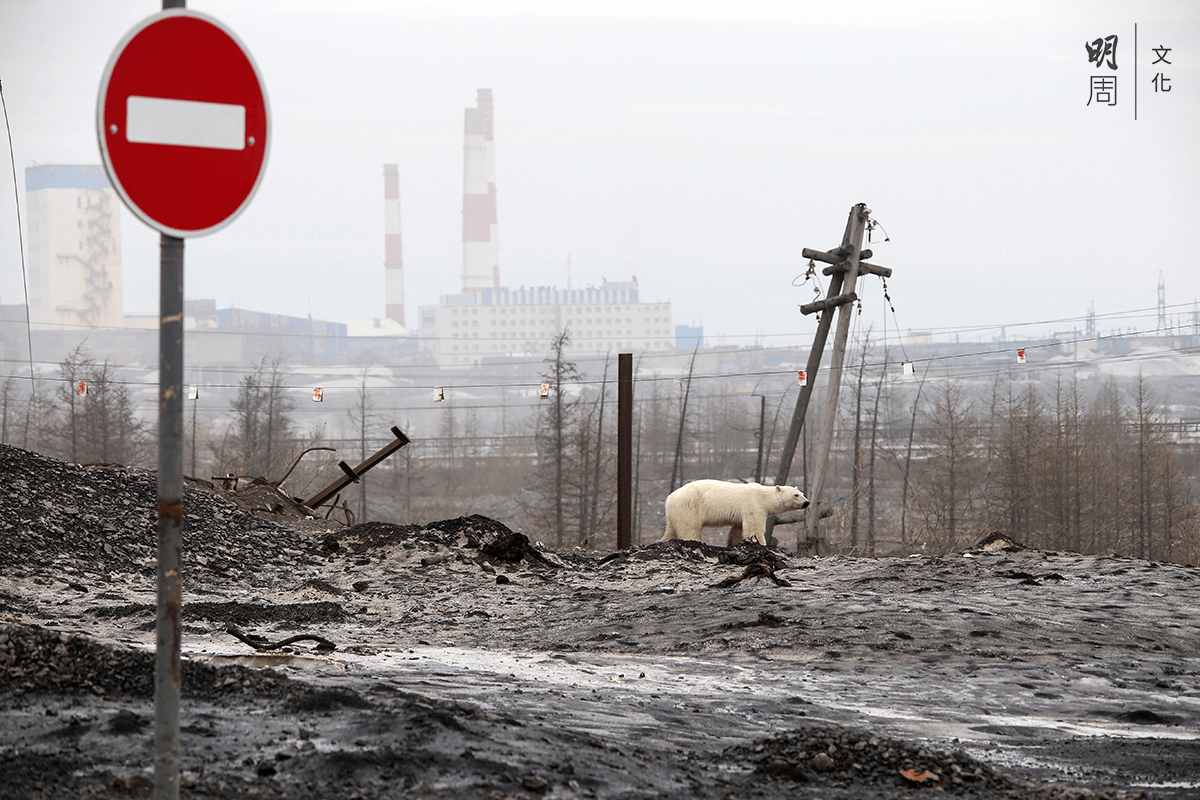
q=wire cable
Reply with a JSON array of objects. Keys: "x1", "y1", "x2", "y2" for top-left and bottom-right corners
[{"x1": 0, "y1": 77, "x2": 34, "y2": 389}]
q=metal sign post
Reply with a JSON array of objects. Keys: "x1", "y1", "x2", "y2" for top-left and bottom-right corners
[
  {"x1": 97, "y1": 5, "x2": 269, "y2": 797},
  {"x1": 155, "y1": 232, "x2": 184, "y2": 798}
]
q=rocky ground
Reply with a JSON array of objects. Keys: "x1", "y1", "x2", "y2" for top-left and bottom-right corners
[{"x1": 1, "y1": 442, "x2": 1199, "y2": 799}]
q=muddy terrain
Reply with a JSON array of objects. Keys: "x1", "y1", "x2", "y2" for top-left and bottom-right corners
[{"x1": 1, "y1": 442, "x2": 1198, "y2": 799}]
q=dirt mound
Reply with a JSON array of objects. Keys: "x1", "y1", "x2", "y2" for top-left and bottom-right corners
[
  {"x1": 320, "y1": 513, "x2": 559, "y2": 568},
  {"x1": 0, "y1": 622, "x2": 297, "y2": 701},
  {"x1": 0, "y1": 443, "x2": 322, "y2": 578},
  {"x1": 727, "y1": 721, "x2": 1028, "y2": 795}
]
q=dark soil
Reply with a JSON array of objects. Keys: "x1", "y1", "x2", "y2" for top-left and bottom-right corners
[{"x1": 2, "y1": 442, "x2": 1198, "y2": 799}]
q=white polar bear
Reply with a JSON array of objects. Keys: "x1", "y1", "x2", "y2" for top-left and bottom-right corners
[{"x1": 660, "y1": 480, "x2": 810, "y2": 547}]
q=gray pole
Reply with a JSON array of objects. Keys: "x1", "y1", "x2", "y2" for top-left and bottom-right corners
[
  {"x1": 155, "y1": 232, "x2": 184, "y2": 799},
  {"x1": 190, "y1": 389, "x2": 197, "y2": 478},
  {"x1": 156, "y1": 6, "x2": 186, "y2": 797}
]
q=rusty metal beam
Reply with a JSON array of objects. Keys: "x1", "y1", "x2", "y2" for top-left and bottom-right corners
[{"x1": 302, "y1": 426, "x2": 410, "y2": 511}]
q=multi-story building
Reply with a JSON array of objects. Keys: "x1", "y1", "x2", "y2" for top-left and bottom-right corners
[
  {"x1": 25, "y1": 164, "x2": 123, "y2": 330},
  {"x1": 418, "y1": 278, "x2": 674, "y2": 366}
]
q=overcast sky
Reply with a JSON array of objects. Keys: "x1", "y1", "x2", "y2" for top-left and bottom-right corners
[{"x1": 1, "y1": 0, "x2": 1197, "y2": 351}]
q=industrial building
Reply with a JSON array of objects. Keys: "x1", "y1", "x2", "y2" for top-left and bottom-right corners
[
  {"x1": 24, "y1": 165, "x2": 123, "y2": 331},
  {"x1": 418, "y1": 279, "x2": 675, "y2": 366},
  {"x1": 415, "y1": 89, "x2": 677, "y2": 366}
]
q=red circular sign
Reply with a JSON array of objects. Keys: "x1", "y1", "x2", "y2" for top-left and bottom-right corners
[{"x1": 97, "y1": 9, "x2": 269, "y2": 237}]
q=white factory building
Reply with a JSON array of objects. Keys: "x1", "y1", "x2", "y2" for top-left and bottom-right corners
[
  {"x1": 24, "y1": 165, "x2": 123, "y2": 331},
  {"x1": 417, "y1": 278, "x2": 674, "y2": 366}
]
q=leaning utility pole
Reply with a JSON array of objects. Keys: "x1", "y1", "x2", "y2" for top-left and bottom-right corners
[{"x1": 773, "y1": 203, "x2": 892, "y2": 553}]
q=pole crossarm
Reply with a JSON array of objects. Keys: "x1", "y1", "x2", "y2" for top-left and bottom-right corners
[
  {"x1": 822, "y1": 261, "x2": 892, "y2": 279},
  {"x1": 803, "y1": 246, "x2": 891, "y2": 279},
  {"x1": 800, "y1": 246, "x2": 851, "y2": 265},
  {"x1": 800, "y1": 292, "x2": 858, "y2": 316}
]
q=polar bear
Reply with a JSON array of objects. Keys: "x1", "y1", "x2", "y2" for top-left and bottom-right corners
[{"x1": 660, "y1": 480, "x2": 810, "y2": 547}]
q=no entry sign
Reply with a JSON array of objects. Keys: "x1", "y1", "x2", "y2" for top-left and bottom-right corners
[{"x1": 97, "y1": 9, "x2": 269, "y2": 237}]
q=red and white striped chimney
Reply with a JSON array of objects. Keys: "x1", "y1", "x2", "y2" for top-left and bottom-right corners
[
  {"x1": 462, "y1": 88, "x2": 499, "y2": 292},
  {"x1": 383, "y1": 163, "x2": 404, "y2": 326}
]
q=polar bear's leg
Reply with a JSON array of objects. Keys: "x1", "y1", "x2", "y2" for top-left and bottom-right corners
[
  {"x1": 726, "y1": 522, "x2": 744, "y2": 547},
  {"x1": 661, "y1": 516, "x2": 679, "y2": 541},
  {"x1": 742, "y1": 511, "x2": 768, "y2": 545}
]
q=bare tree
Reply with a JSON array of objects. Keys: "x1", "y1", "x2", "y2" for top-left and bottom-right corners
[
  {"x1": 212, "y1": 356, "x2": 296, "y2": 479},
  {"x1": 669, "y1": 345, "x2": 699, "y2": 492},
  {"x1": 898, "y1": 362, "x2": 930, "y2": 544},
  {"x1": 585, "y1": 354, "x2": 614, "y2": 545},
  {"x1": 20, "y1": 373, "x2": 54, "y2": 455},
  {"x1": 526, "y1": 330, "x2": 581, "y2": 546},
  {"x1": 1, "y1": 375, "x2": 19, "y2": 444},
  {"x1": 55, "y1": 342, "x2": 94, "y2": 463},
  {"x1": 347, "y1": 367, "x2": 383, "y2": 521},
  {"x1": 911, "y1": 376, "x2": 980, "y2": 553},
  {"x1": 80, "y1": 359, "x2": 146, "y2": 466}
]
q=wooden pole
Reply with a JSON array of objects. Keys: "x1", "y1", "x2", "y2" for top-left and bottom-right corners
[
  {"x1": 773, "y1": 207, "x2": 861, "y2": 488},
  {"x1": 617, "y1": 353, "x2": 633, "y2": 548},
  {"x1": 803, "y1": 203, "x2": 870, "y2": 553}
]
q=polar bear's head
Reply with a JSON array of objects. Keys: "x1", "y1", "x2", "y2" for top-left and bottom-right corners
[{"x1": 775, "y1": 485, "x2": 810, "y2": 511}]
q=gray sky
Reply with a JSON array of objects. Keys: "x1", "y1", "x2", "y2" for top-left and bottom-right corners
[{"x1": 1, "y1": 0, "x2": 1198, "y2": 351}]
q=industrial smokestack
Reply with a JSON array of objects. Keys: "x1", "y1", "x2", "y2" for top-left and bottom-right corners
[
  {"x1": 383, "y1": 164, "x2": 404, "y2": 326},
  {"x1": 462, "y1": 88, "x2": 499, "y2": 292}
]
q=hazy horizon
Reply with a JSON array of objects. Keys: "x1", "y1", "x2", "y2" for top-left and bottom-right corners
[{"x1": 2, "y1": 1, "x2": 1197, "y2": 352}]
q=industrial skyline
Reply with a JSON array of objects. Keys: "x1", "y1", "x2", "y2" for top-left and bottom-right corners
[{"x1": 1, "y1": 2, "x2": 1197, "y2": 352}]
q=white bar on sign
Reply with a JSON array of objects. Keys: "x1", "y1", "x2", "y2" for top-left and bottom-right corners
[{"x1": 125, "y1": 96, "x2": 246, "y2": 150}]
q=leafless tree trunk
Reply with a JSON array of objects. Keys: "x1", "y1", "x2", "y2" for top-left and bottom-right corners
[
  {"x1": 670, "y1": 345, "x2": 699, "y2": 492},
  {"x1": 526, "y1": 330, "x2": 581, "y2": 546},
  {"x1": 900, "y1": 362, "x2": 930, "y2": 544},
  {"x1": 55, "y1": 342, "x2": 93, "y2": 463}
]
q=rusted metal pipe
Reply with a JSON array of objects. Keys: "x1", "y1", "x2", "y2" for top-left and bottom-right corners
[{"x1": 303, "y1": 426, "x2": 410, "y2": 511}]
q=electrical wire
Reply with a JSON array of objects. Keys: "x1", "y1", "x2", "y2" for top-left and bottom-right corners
[
  {"x1": 1, "y1": 299, "x2": 1193, "y2": 356},
  {"x1": 4, "y1": 327, "x2": 1200, "y2": 396},
  {"x1": 0, "y1": 77, "x2": 34, "y2": 389}
]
